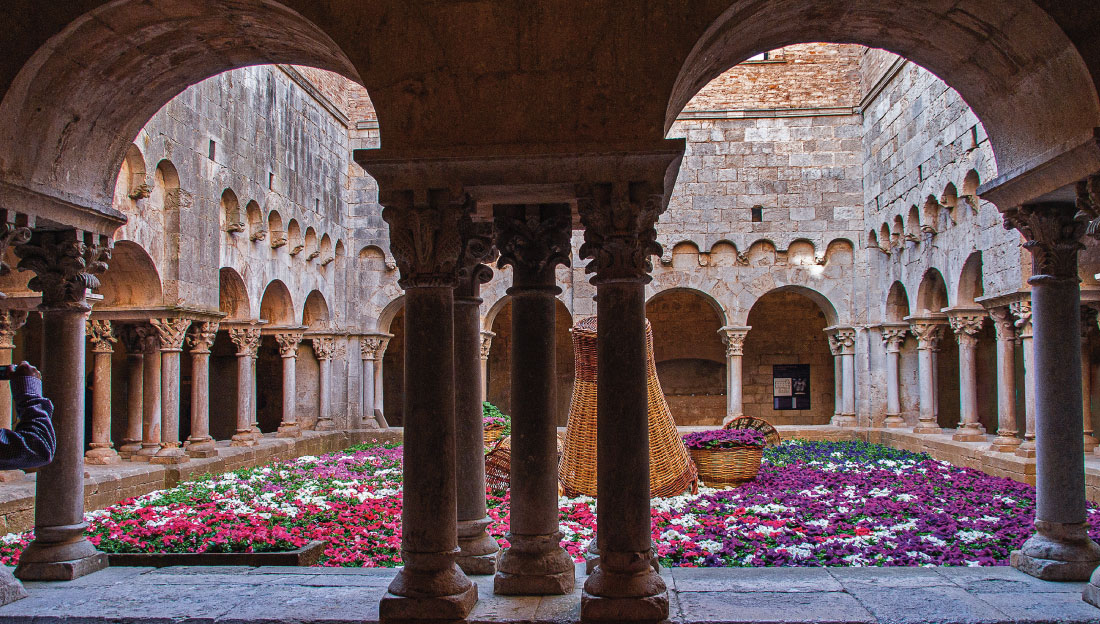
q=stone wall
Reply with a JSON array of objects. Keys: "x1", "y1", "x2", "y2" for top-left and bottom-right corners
[{"x1": 647, "y1": 290, "x2": 726, "y2": 425}]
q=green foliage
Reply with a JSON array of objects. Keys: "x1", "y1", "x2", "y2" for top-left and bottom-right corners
[{"x1": 483, "y1": 402, "x2": 511, "y2": 437}]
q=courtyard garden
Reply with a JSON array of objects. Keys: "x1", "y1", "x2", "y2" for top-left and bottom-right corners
[{"x1": 3, "y1": 438, "x2": 1098, "y2": 569}]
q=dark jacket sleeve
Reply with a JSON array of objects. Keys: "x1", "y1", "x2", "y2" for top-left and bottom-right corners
[{"x1": 0, "y1": 376, "x2": 56, "y2": 470}]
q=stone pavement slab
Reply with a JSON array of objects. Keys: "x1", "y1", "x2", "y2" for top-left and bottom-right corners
[{"x1": 1, "y1": 565, "x2": 1099, "y2": 623}]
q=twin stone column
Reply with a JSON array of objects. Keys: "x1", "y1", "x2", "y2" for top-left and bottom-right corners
[{"x1": 717, "y1": 325, "x2": 749, "y2": 424}]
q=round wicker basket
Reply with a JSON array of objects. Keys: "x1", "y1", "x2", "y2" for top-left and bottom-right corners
[
  {"x1": 722, "y1": 416, "x2": 782, "y2": 447},
  {"x1": 689, "y1": 446, "x2": 764, "y2": 488},
  {"x1": 483, "y1": 426, "x2": 506, "y2": 446}
]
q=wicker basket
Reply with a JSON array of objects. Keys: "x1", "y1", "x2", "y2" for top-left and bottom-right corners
[
  {"x1": 722, "y1": 416, "x2": 782, "y2": 447},
  {"x1": 485, "y1": 434, "x2": 564, "y2": 492},
  {"x1": 558, "y1": 316, "x2": 698, "y2": 498},
  {"x1": 689, "y1": 446, "x2": 764, "y2": 487},
  {"x1": 483, "y1": 425, "x2": 506, "y2": 446}
]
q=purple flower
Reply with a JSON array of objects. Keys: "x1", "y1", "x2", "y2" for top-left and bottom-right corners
[{"x1": 683, "y1": 429, "x2": 767, "y2": 450}]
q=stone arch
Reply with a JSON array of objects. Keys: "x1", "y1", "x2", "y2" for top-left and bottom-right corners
[
  {"x1": 941, "y1": 184, "x2": 959, "y2": 210},
  {"x1": 259, "y1": 280, "x2": 295, "y2": 326},
  {"x1": 245, "y1": 201, "x2": 264, "y2": 240},
  {"x1": 377, "y1": 296, "x2": 405, "y2": 335},
  {"x1": 924, "y1": 194, "x2": 945, "y2": 233},
  {"x1": 962, "y1": 169, "x2": 982, "y2": 197},
  {"x1": 885, "y1": 281, "x2": 911, "y2": 322},
  {"x1": 891, "y1": 215, "x2": 905, "y2": 246},
  {"x1": 916, "y1": 268, "x2": 950, "y2": 314},
  {"x1": 906, "y1": 205, "x2": 921, "y2": 239},
  {"x1": 760, "y1": 285, "x2": 840, "y2": 327},
  {"x1": 302, "y1": 290, "x2": 330, "y2": 329},
  {"x1": 879, "y1": 223, "x2": 892, "y2": 251},
  {"x1": 222, "y1": 189, "x2": 243, "y2": 233},
  {"x1": 823, "y1": 239, "x2": 854, "y2": 266},
  {"x1": 304, "y1": 227, "x2": 319, "y2": 260},
  {"x1": 787, "y1": 239, "x2": 816, "y2": 266},
  {"x1": 956, "y1": 252, "x2": 984, "y2": 306},
  {"x1": 745, "y1": 239, "x2": 777, "y2": 266},
  {"x1": 867, "y1": 229, "x2": 880, "y2": 250},
  {"x1": 114, "y1": 144, "x2": 147, "y2": 206},
  {"x1": 647, "y1": 286, "x2": 730, "y2": 327},
  {"x1": 667, "y1": 1, "x2": 1100, "y2": 186},
  {"x1": 359, "y1": 244, "x2": 388, "y2": 271},
  {"x1": 219, "y1": 267, "x2": 250, "y2": 320},
  {"x1": 319, "y1": 233, "x2": 334, "y2": 265},
  {"x1": 97, "y1": 241, "x2": 162, "y2": 308},
  {"x1": 334, "y1": 240, "x2": 346, "y2": 259},
  {"x1": 670, "y1": 240, "x2": 702, "y2": 269},
  {"x1": 0, "y1": 0, "x2": 365, "y2": 212},
  {"x1": 287, "y1": 219, "x2": 303, "y2": 255},
  {"x1": 708, "y1": 240, "x2": 741, "y2": 267},
  {"x1": 267, "y1": 210, "x2": 285, "y2": 247}
]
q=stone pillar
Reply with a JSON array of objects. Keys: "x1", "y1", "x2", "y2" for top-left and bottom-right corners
[
  {"x1": 493, "y1": 204, "x2": 574, "y2": 595},
  {"x1": 117, "y1": 327, "x2": 144, "y2": 459},
  {"x1": 135, "y1": 328, "x2": 162, "y2": 461},
  {"x1": 185, "y1": 322, "x2": 218, "y2": 457},
  {"x1": 0, "y1": 310, "x2": 28, "y2": 480},
  {"x1": 374, "y1": 334, "x2": 391, "y2": 427},
  {"x1": 85, "y1": 319, "x2": 119, "y2": 464},
  {"x1": 718, "y1": 326, "x2": 750, "y2": 425},
  {"x1": 360, "y1": 334, "x2": 391, "y2": 428},
  {"x1": 453, "y1": 220, "x2": 498, "y2": 576},
  {"x1": 13, "y1": 228, "x2": 109, "y2": 580},
  {"x1": 828, "y1": 333, "x2": 843, "y2": 423},
  {"x1": 947, "y1": 309, "x2": 987, "y2": 441},
  {"x1": 228, "y1": 326, "x2": 261, "y2": 446},
  {"x1": 988, "y1": 307, "x2": 1021, "y2": 452},
  {"x1": 150, "y1": 318, "x2": 191, "y2": 464},
  {"x1": 826, "y1": 327, "x2": 857, "y2": 426},
  {"x1": 1083, "y1": 309, "x2": 1098, "y2": 451},
  {"x1": 1011, "y1": 300, "x2": 1037, "y2": 458},
  {"x1": 1001, "y1": 202, "x2": 1100, "y2": 584},
  {"x1": 377, "y1": 189, "x2": 476, "y2": 621},
  {"x1": 312, "y1": 336, "x2": 336, "y2": 431},
  {"x1": 479, "y1": 330, "x2": 495, "y2": 405},
  {"x1": 578, "y1": 181, "x2": 669, "y2": 622},
  {"x1": 881, "y1": 325, "x2": 909, "y2": 427},
  {"x1": 274, "y1": 331, "x2": 305, "y2": 437},
  {"x1": 909, "y1": 317, "x2": 946, "y2": 434}
]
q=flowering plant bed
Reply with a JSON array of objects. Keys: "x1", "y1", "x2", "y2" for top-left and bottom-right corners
[
  {"x1": 3, "y1": 439, "x2": 1100, "y2": 569},
  {"x1": 483, "y1": 402, "x2": 511, "y2": 443},
  {"x1": 683, "y1": 429, "x2": 768, "y2": 449}
]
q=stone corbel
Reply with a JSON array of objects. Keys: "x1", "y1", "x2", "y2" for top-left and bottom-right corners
[
  {"x1": 250, "y1": 229, "x2": 268, "y2": 242},
  {"x1": 320, "y1": 255, "x2": 335, "y2": 266},
  {"x1": 920, "y1": 224, "x2": 938, "y2": 236},
  {"x1": 289, "y1": 243, "x2": 305, "y2": 256},
  {"x1": 128, "y1": 184, "x2": 152, "y2": 200},
  {"x1": 225, "y1": 222, "x2": 245, "y2": 234},
  {"x1": 270, "y1": 233, "x2": 287, "y2": 249},
  {"x1": 306, "y1": 250, "x2": 320, "y2": 261}
]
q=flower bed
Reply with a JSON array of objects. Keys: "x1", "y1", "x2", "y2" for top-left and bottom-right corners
[{"x1": 3, "y1": 439, "x2": 1099, "y2": 568}]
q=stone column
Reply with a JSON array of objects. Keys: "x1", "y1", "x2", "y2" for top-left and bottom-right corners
[
  {"x1": 228, "y1": 326, "x2": 261, "y2": 446},
  {"x1": 837, "y1": 328, "x2": 857, "y2": 424},
  {"x1": 828, "y1": 333, "x2": 843, "y2": 423},
  {"x1": 479, "y1": 330, "x2": 495, "y2": 405},
  {"x1": 360, "y1": 336, "x2": 375, "y2": 427},
  {"x1": 988, "y1": 307, "x2": 1021, "y2": 452},
  {"x1": 453, "y1": 220, "x2": 498, "y2": 576},
  {"x1": 150, "y1": 318, "x2": 191, "y2": 464},
  {"x1": 1082, "y1": 309, "x2": 1098, "y2": 451},
  {"x1": 377, "y1": 189, "x2": 476, "y2": 621},
  {"x1": 13, "y1": 228, "x2": 109, "y2": 580},
  {"x1": 1001, "y1": 202, "x2": 1100, "y2": 584},
  {"x1": 361, "y1": 334, "x2": 390, "y2": 428},
  {"x1": 881, "y1": 325, "x2": 909, "y2": 427},
  {"x1": 1011, "y1": 300, "x2": 1037, "y2": 458},
  {"x1": 493, "y1": 204, "x2": 574, "y2": 595},
  {"x1": 374, "y1": 334, "x2": 391, "y2": 427},
  {"x1": 116, "y1": 327, "x2": 144, "y2": 459},
  {"x1": 0, "y1": 310, "x2": 28, "y2": 480},
  {"x1": 312, "y1": 336, "x2": 336, "y2": 431},
  {"x1": 947, "y1": 309, "x2": 987, "y2": 441},
  {"x1": 578, "y1": 181, "x2": 669, "y2": 622},
  {"x1": 909, "y1": 317, "x2": 946, "y2": 434},
  {"x1": 274, "y1": 331, "x2": 305, "y2": 437},
  {"x1": 718, "y1": 326, "x2": 750, "y2": 425},
  {"x1": 85, "y1": 319, "x2": 119, "y2": 464},
  {"x1": 185, "y1": 322, "x2": 218, "y2": 457},
  {"x1": 135, "y1": 328, "x2": 162, "y2": 461}
]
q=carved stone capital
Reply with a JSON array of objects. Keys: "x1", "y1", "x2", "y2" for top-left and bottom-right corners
[
  {"x1": 86, "y1": 319, "x2": 116, "y2": 353},
  {"x1": 382, "y1": 189, "x2": 471, "y2": 289},
  {"x1": 881, "y1": 326, "x2": 908, "y2": 352},
  {"x1": 718, "y1": 326, "x2": 750, "y2": 357},
  {"x1": 275, "y1": 331, "x2": 305, "y2": 358},
  {"x1": 228, "y1": 327, "x2": 261, "y2": 357},
  {"x1": 494, "y1": 204, "x2": 570, "y2": 283},
  {"x1": 0, "y1": 223, "x2": 31, "y2": 296},
  {"x1": 576, "y1": 181, "x2": 665, "y2": 284},
  {"x1": 312, "y1": 336, "x2": 336, "y2": 361},
  {"x1": 829, "y1": 327, "x2": 857, "y2": 355},
  {"x1": 0, "y1": 310, "x2": 28, "y2": 349},
  {"x1": 988, "y1": 307, "x2": 1017, "y2": 343},
  {"x1": 360, "y1": 334, "x2": 391, "y2": 361},
  {"x1": 948, "y1": 312, "x2": 985, "y2": 342},
  {"x1": 455, "y1": 220, "x2": 496, "y2": 297},
  {"x1": 186, "y1": 321, "x2": 219, "y2": 354},
  {"x1": 909, "y1": 321, "x2": 946, "y2": 351},
  {"x1": 15, "y1": 229, "x2": 111, "y2": 309},
  {"x1": 150, "y1": 318, "x2": 191, "y2": 352},
  {"x1": 480, "y1": 330, "x2": 496, "y2": 360},
  {"x1": 1009, "y1": 300, "x2": 1033, "y2": 338},
  {"x1": 1075, "y1": 173, "x2": 1100, "y2": 239},
  {"x1": 117, "y1": 324, "x2": 149, "y2": 355},
  {"x1": 1003, "y1": 203, "x2": 1085, "y2": 283}
]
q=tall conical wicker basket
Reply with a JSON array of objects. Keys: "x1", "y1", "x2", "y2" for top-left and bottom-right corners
[{"x1": 558, "y1": 316, "x2": 697, "y2": 497}]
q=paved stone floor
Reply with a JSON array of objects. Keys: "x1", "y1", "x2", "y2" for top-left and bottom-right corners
[{"x1": 1, "y1": 564, "x2": 1098, "y2": 623}]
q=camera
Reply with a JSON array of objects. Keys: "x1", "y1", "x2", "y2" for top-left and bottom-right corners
[{"x1": 0, "y1": 365, "x2": 19, "y2": 380}]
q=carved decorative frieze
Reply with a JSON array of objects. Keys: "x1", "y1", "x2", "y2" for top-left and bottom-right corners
[
  {"x1": 150, "y1": 318, "x2": 192, "y2": 352},
  {"x1": 228, "y1": 327, "x2": 261, "y2": 357},
  {"x1": 0, "y1": 310, "x2": 28, "y2": 349},
  {"x1": 15, "y1": 229, "x2": 111, "y2": 308},
  {"x1": 87, "y1": 319, "x2": 116, "y2": 354},
  {"x1": 381, "y1": 190, "x2": 470, "y2": 288},
  {"x1": 275, "y1": 331, "x2": 305, "y2": 358},
  {"x1": 186, "y1": 322, "x2": 219, "y2": 354},
  {"x1": 718, "y1": 326, "x2": 749, "y2": 358},
  {"x1": 1003, "y1": 203, "x2": 1085, "y2": 282},
  {"x1": 312, "y1": 336, "x2": 336, "y2": 361},
  {"x1": 494, "y1": 204, "x2": 570, "y2": 282},
  {"x1": 117, "y1": 324, "x2": 149, "y2": 355},
  {"x1": 576, "y1": 181, "x2": 665, "y2": 284}
]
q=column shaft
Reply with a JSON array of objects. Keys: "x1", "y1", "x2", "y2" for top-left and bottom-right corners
[
  {"x1": 1083, "y1": 324, "x2": 1098, "y2": 451},
  {"x1": 989, "y1": 308, "x2": 1020, "y2": 452},
  {"x1": 86, "y1": 348, "x2": 118, "y2": 464},
  {"x1": 136, "y1": 338, "x2": 161, "y2": 461},
  {"x1": 275, "y1": 332, "x2": 303, "y2": 438},
  {"x1": 119, "y1": 350, "x2": 144, "y2": 457},
  {"x1": 884, "y1": 344, "x2": 902, "y2": 424},
  {"x1": 186, "y1": 322, "x2": 217, "y2": 457},
  {"x1": 718, "y1": 326, "x2": 748, "y2": 425}
]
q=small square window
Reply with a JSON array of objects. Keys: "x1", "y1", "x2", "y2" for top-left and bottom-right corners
[
  {"x1": 268, "y1": 173, "x2": 274, "y2": 190},
  {"x1": 751, "y1": 205, "x2": 764, "y2": 222},
  {"x1": 208, "y1": 140, "x2": 216, "y2": 161}
]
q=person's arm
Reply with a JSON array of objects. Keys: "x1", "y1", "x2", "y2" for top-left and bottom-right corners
[{"x1": 0, "y1": 365, "x2": 55, "y2": 470}]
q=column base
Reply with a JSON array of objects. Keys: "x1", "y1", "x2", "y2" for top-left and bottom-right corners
[
  {"x1": 150, "y1": 446, "x2": 190, "y2": 464},
  {"x1": 456, "y1": 517, "x2": 499, "y2": 576},
  {"x1": 1086, "y1": 434, "x2": 1099, "y2": 453},
  {"x1": 494, "y1": 533, "x2": 575, "y2": 595},
  {"x1": 117, "y1": 441, "x2": 141, "y2": 460},
  {"x1": 830, "y1": 414, "x2": 857, "y2": 427},
  {"x1": 0, "y1": 568, "x2": 26, "y2": 606},
  {"x1": 84, "y1": 446, "x2": 121, "y2": 465},
  {"x1": 989, "y1": 434, "x2": 1021, "y2": 452},
  {"x1": 381, "y1": 560, "x2": 477, "y2": 623},
  {"x1": 1015, "y1": 440, "x2": 1037, "y2": 458},
  {"x1": 230, "y1": 431, "x2": 258, "y2": 447},
  {"x1": 314, "y1": 419, "x2": 336, "y2": 431},
  {"x1": 584, "y1": 541, "x2": 660, "y2": 575},
  {"x1": 185, "y1": 438, "x2": 218, "y2": 458},
  {"x1": 581, "y1": 563, "x2": 669, "y2": 623},
  {"x1": 133, "y1": 444, "x2": 159, "y2": 461},
  {"x1": 913, "y1": 423, "x2": 943, "y2": 434},
  {"x1": 276, "y1": 423, "x2": 302, "y2": 438},
  {"x1": 883, "y1": 415, "x2": 907, "y2": 428},
  {"x1": 952, "y1": 425, "x2": 987, "y2": 442},
  {"x1": 1011, "y1": 521, "x2": 1100, "y2": 581},
  {"x1": 0, "y1": 470, "x2": 25, "y2": 482},
  {"x1": 1081, "y1": 566, "x2": 1100, "y2": 607},
  {"x1": 721, "y1": 413, "x2": 743, "y2": 427},
  {"x1": 15, "y1": 524, "x2": 108, "y2": 581}
]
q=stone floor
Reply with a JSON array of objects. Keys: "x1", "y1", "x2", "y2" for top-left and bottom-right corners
[{"x1": 1, "y1": 564, "x2": 1098, "y2": 623}]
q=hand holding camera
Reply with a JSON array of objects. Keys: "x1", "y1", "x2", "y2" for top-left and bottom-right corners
[{"x1": 0, "y1": 362, "x2": 41, "y2": 381}]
